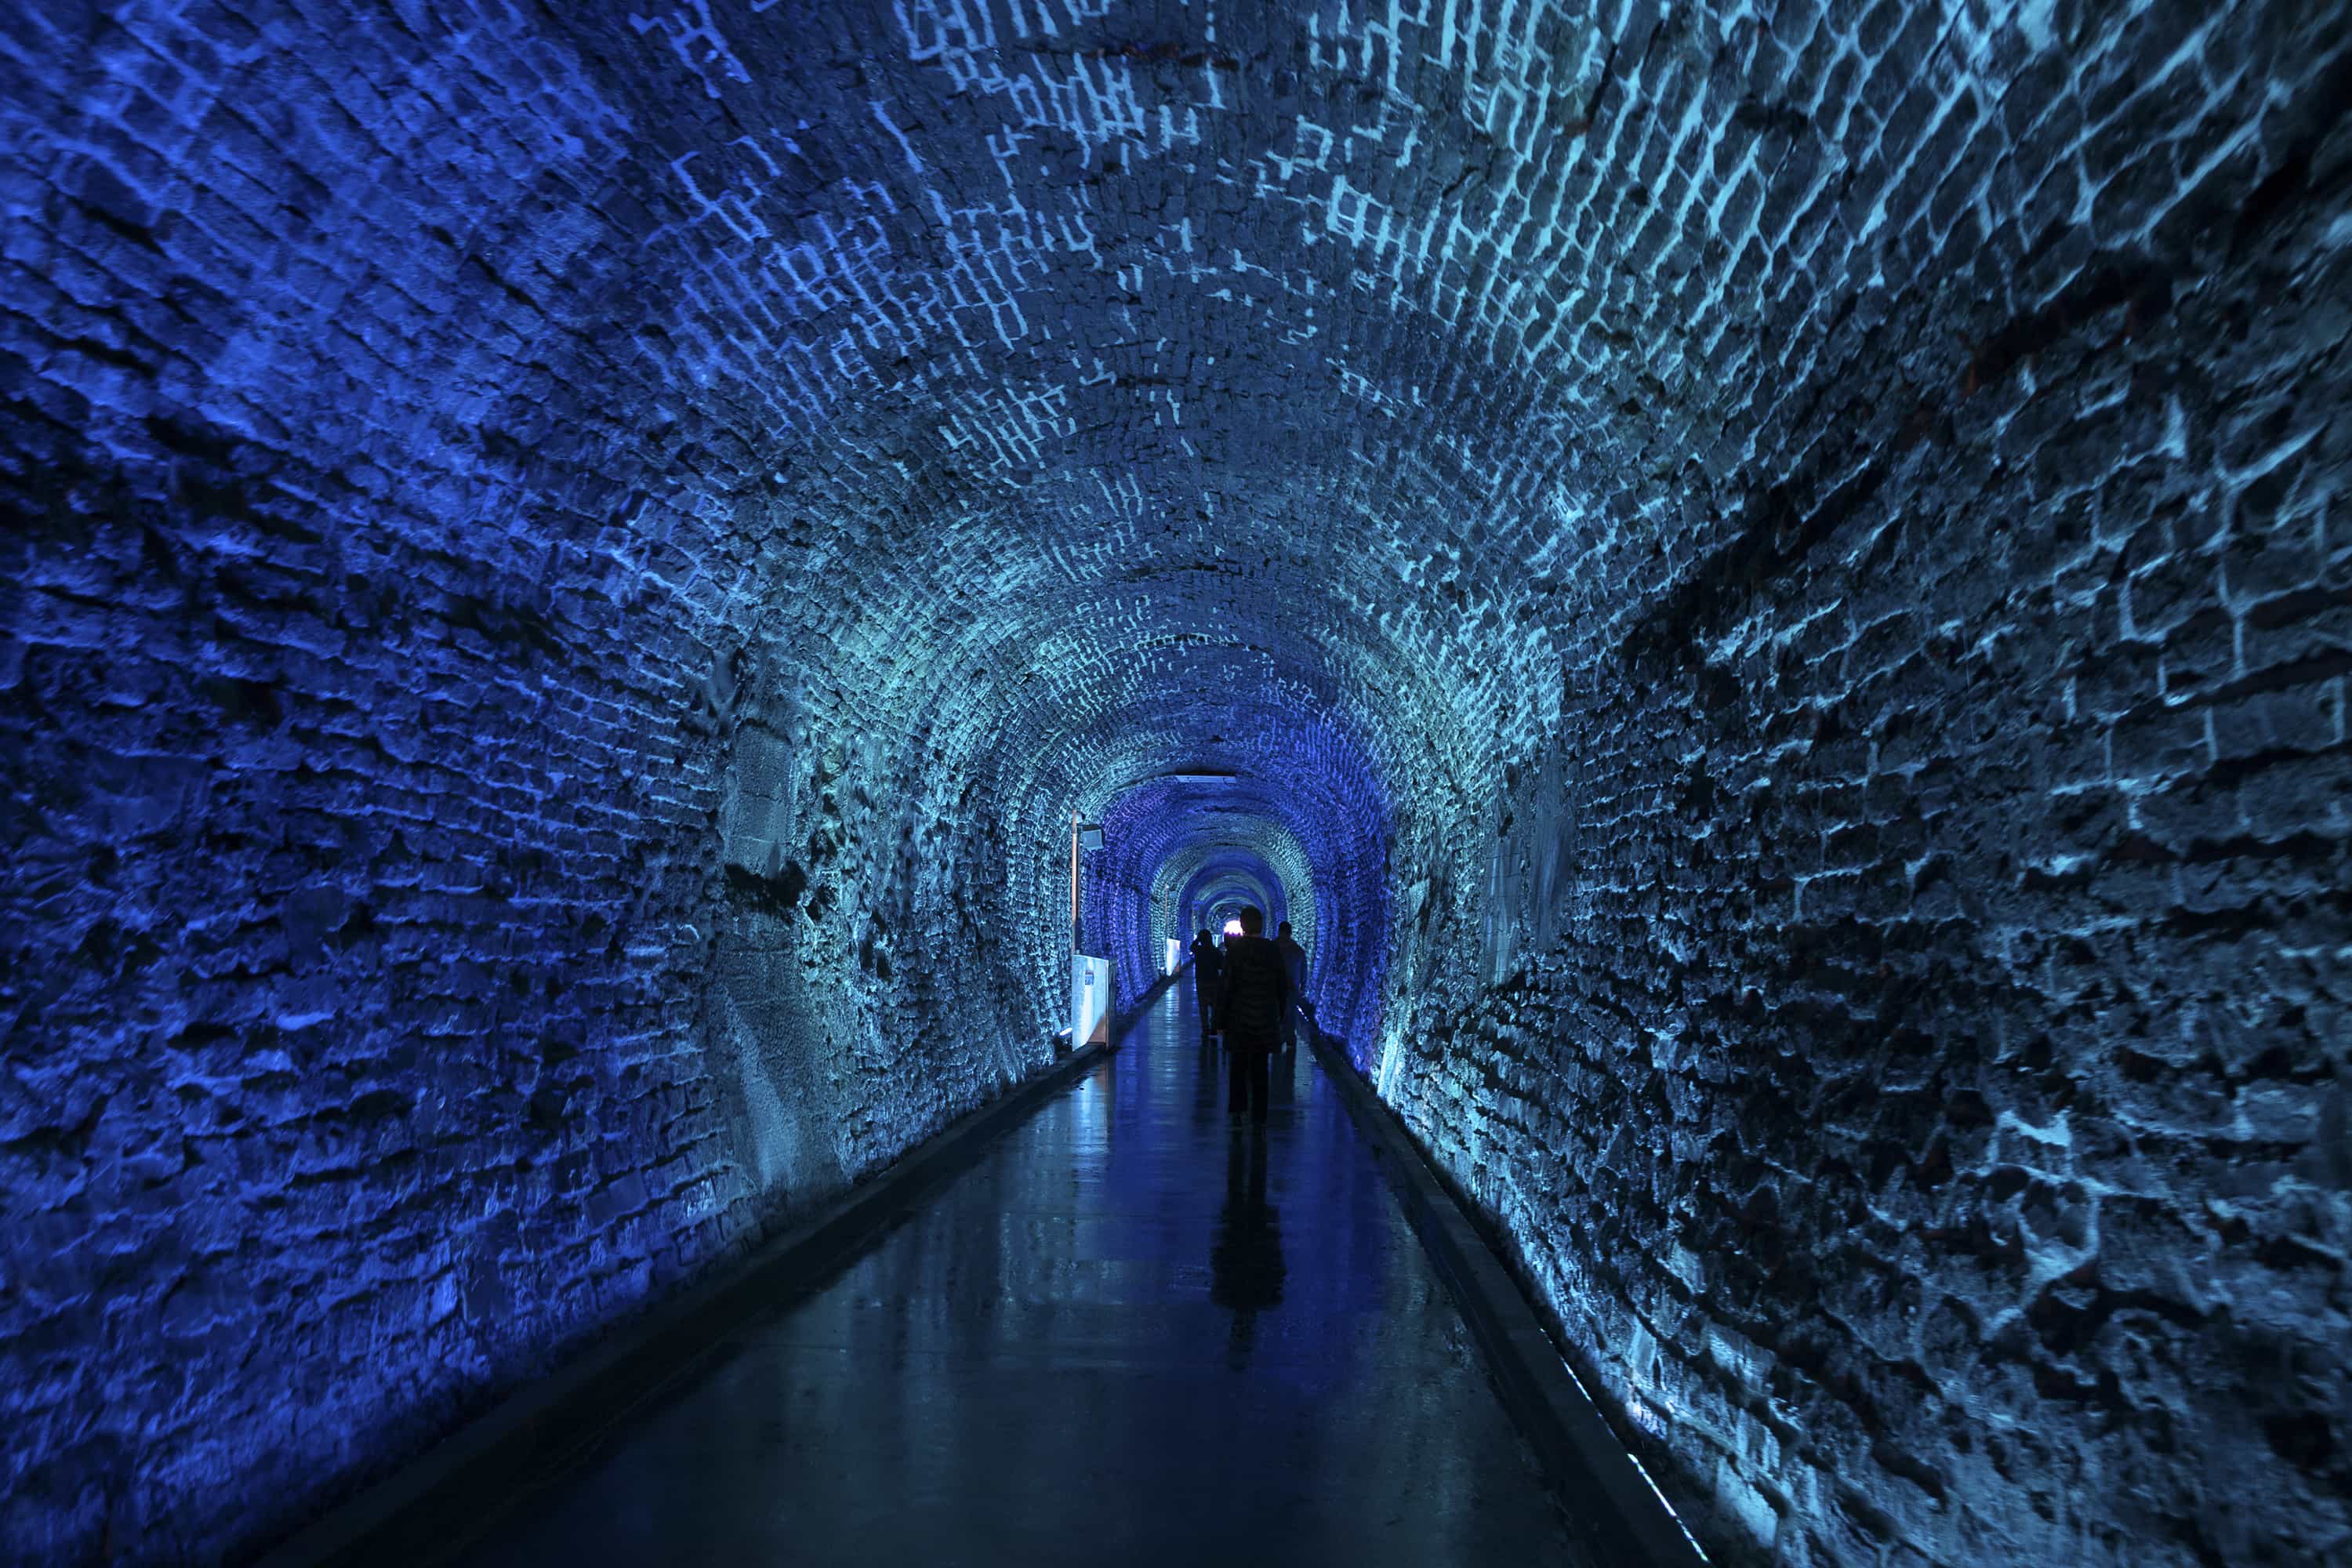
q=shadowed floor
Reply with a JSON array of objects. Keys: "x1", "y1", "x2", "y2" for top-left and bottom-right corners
[{"x1": 448, "y1": 983, "x2": 1593, "y2": 1566}]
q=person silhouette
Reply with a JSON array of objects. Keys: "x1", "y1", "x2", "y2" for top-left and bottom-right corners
[
  {"x1": 1210, "y1": 906, "x2": 1290, "y2": 1121},
  {"x1": 1273, "y1": 920, "x2": 1308, "y2": 1052},
  {"x1": 1188, "y1": 926, "x2": 1222, "y2": 1041},
  {"x1": 1207, "y1": 1123, "x2": 1283, "y2": 1368}
]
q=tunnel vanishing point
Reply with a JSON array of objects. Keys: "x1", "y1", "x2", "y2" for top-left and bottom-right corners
[{"x1": 2, "y1": 1, "x2": 2350, "y2": 1563}]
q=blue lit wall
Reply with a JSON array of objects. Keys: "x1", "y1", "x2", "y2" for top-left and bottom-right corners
[{"x1": 3, "y1": 1, "x2": 2347, "y2": 1564}]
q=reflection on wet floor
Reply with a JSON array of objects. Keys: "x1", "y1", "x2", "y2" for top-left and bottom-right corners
[{"x1": 452, "y1": 984, "x2": 1592, "y2": 1566}]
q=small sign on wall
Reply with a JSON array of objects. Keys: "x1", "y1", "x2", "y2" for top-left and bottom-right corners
[{"x1": 1071, "y1": 955, "x2": 1112, "y2": 1047}]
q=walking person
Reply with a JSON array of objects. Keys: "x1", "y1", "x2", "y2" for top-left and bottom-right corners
[
  {"x1": 1274, "y1": 920, "x2": 1308, "y2": 1053},
  {"x1": 1189, "y1": 926, "x2": 1222, "y2": 1042},
  {"x1": 1212, "y1": 907, "x2": 1290, "y2": 1123}
]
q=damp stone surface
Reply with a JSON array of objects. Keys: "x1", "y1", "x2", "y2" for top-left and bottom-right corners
[{"x1": 2, "y1": 2, "x2": 2348, "y2": 1564}]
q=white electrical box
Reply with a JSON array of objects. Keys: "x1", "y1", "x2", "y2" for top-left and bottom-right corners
[{"x1": 1070, "y1": 955, "x2": 1112, "y2": 1047}]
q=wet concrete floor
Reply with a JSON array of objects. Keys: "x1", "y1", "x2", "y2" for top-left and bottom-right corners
[{"x1": 451, "y1": 982, "x2": 1593, "y2": 1566}]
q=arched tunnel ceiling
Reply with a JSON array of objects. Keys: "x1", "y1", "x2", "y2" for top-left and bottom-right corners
[
  {"x1": 485, "y1": 0, "x2": 2068, "y2": 1058},
  {"x1": 4, "y1": 2, "x2": 2348, "y2": 1566},
  {"x1": 419, "y1": 0, "x2": 1671, "y2": 915}
]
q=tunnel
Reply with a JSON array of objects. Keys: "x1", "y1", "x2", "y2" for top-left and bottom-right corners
[{"x1": 2, "y1": 0, "x2": 2349, "y2": 1563}]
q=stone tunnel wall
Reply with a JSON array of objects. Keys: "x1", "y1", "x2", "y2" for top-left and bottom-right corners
[
  {"x1": 0, "y1": 3, "x2": 1443, "y2": 1557},
  {"x1": 0, "y1": 5, "x2": 1068, "y2": 1559},
  {"x1": 1385, "y1": 9, "x2": 2352, "y2": 1568},
  {"x1": 3, "y1": 0, "x2": 2349, "y2": 1565}
]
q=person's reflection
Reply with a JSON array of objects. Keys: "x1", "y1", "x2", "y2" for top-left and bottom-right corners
[
  {"x1": 1208, "y1": 1127, "x2": 1284, "y2": 1368},
  {"x1": 1196, "y1": 1017, "x2": 1224, "y2": 1123}
]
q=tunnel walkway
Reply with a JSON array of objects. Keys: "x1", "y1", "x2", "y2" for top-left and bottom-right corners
[{"x1": 445, "y1": 982, "x2": 1592, "y2": 1566}]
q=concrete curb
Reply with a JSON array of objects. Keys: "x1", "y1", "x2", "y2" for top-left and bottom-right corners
[
  {"x1": 1307, "y1": 1031, "x2": 1711, "y2": 1568},
  {"x1": 256, "y1": 978, "x2": 1172, "y2": 1568}
]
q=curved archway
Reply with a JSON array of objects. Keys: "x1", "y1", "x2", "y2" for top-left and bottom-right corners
[{"x1": 2, "y1": 3, "x2": 2341, "y2": 1563}]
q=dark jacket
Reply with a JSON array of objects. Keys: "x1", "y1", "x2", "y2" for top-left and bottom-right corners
[
  {"x1": 1214, "y1": 935, "x2": 1291, "y2": 1048},
  {"x1": 1189, "y1": 933, "x2": 1221, "y2": 982},
  {"x1": 1275, "y1": 935, "x2": 1307, "y2": 994}
]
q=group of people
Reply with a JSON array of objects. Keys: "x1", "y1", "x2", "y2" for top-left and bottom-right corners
[{"x1": 1188, "y1": 910, "x2": 1309, "y2": 1123}]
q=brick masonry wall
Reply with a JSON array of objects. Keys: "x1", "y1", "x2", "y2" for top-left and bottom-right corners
[
  {"x1": 1385, "y1": 7, "x2": 2352, "y2": 1566},
  {"x1": 0, "y1": 3, "x2": 1088, "y2": 1558},
  {"x1": 2, "y1": 1, "x2": 2347, "y2": 1564},
  {"x1": 0, "y1": 9, "x2": 732, "y2": 1559}
]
